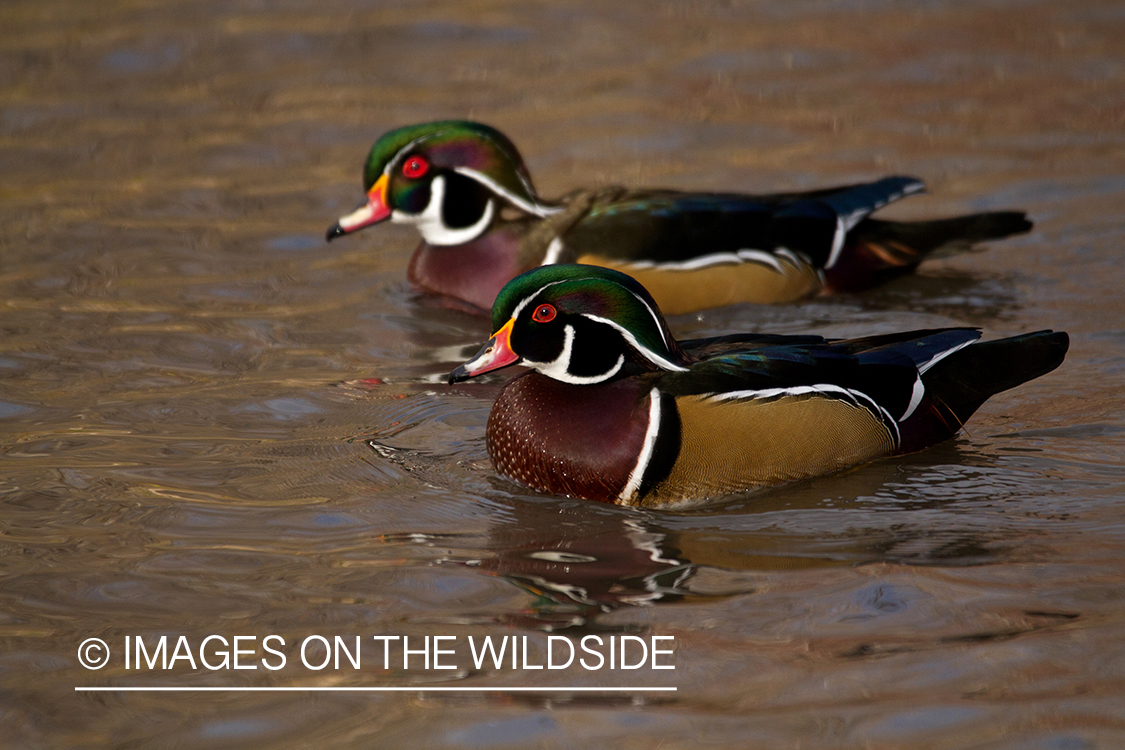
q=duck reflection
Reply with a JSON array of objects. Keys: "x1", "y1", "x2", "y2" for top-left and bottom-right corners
[
  {"x1": 452, "y1": 437, "x2": 1017, "y2": 630},
  {"x1": 459, "y1": 498, "x2": 856, "y2": 631},
  {"x1": 470, "y1": 514, "x2": 694, "y2": 629},
  {"x1": 361, "y1": 389, "x2": 1012, "y2": 630}
]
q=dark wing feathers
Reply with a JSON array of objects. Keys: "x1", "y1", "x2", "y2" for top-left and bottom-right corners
[
  {"x1": 570, "y1": 191, "x2": 801, "y2": 264},
  {"x1": 660, "y1": 328, "x2": 1068, "y2": 455},
  {"x1": 848, "y1": 329, "x2": 981, "y2": 369},
  {"x1": 568, "y1": 177, "x2": 926, "y2": 267},
  {"x1": 814, "y1": 176, "x2": 925, "y2": 230},
  {"x1": 661, "y1": 328, "x2": 987, "y2": 426},
  {"x1": 680, "y1": 332, "x2": 829, "y2": 359},
  {"x1": 758, "y1": 176, "x2": 923, "y2": 205}
]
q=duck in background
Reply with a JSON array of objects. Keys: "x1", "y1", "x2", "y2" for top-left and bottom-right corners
[
  {"x1": 448, "y1": 265, "x2": 1068, "y2": 508},
  {"x1": 328, "y1": 120, "x2": 1031, "y2": 314}
]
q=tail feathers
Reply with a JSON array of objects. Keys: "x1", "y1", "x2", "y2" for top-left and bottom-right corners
[
  {"x1": 856, "y1": 211, "x2": 1033, "y2": 259},
  {"x1": 900, "y1": 330, "x2": 1069, "y2": 452},
  {"x1": 825, "y1": 211, "x2": 1033, "y2": 292}
]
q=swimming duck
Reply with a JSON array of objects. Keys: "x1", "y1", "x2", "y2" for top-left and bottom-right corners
[
  {"x1": 328, "y1": 120, "x2": 1032, "y2": 314},
  {"x1": 448, "y1": 265, "x2": 1068, "y2": 507}
]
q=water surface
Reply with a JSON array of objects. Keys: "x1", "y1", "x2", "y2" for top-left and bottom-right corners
[{"x1": 2, "y1": 0, "x2": 1124, "y2": 747}]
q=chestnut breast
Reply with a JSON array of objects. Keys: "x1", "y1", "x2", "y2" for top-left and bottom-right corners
[{"x1": 486, "y1": 372, "x2": 658, "y2": 503}]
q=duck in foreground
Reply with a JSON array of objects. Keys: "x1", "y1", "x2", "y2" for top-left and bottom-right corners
[
  {"x1": 449, "y1": 265, "x2": 1068, "y2": 508},
  {"x1": 329, "y1": 120, "x2": 1032, "y2": 314}
]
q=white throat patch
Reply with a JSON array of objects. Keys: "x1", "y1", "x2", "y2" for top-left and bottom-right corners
[{"x1": 392, "y1": 174, "x2": 495, "y2": 246}]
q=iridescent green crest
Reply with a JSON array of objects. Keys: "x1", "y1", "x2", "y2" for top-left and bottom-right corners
[
  {"x1": 493, "y1": 265, "x2": 681, "y2": 361},
  {"x1": 362, "y1": 120, "x2": 538, "y2": 204}
]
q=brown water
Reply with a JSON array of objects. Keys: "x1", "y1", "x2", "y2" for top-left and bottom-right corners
[{"x1": 3, "y1": 0, "x2": 1124, "y2": 747}]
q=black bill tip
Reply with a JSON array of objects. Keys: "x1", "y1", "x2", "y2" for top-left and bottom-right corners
[{"x1": 448, "y1": 365, "x2": 471, "y2": 385}]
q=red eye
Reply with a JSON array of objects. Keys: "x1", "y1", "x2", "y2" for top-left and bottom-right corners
[
  {"x1": 531, "y1": 304, "x2": 556, "y2": 323},
  {"x1": 401, "y1": 156, "x2": 429, "y2": 179}
]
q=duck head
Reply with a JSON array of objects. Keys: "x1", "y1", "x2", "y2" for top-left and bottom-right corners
[
  {"x1": 327, "y1": 120, "x2": 555, "y2": 246},
  {"x1": 450, "y1": 265, "x2": 691, "y2": 385}
]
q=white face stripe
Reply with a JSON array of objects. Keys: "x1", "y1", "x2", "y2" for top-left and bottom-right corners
[
  {"x1": 581, "y1": 314, "x2": 688, "y2": 373},
  {"x1": 512, "y1": 278, "x2": 685, "y2": 378},
  {"x1": 384, "y1": 127, "x2": 546, "y2": 214},
  {"x1": 392, "y1": 174, "x2": 495, "y2": 245},
  {"x1": 453, "y1": 166, "x2": 561, "y2": 218},
  {"x1": 513, "y1": 277, "x2": 671, "y2": 352},
  {"x1": 625, "y1": 288, "x2": 672, "y2": 350},
  {"x1": 618, "y1": 388, "x2": 663, "y2": 504},
  {"x1": 385, "y1": 134, "x2": 433, "y2": 178},
  {"x1": 510, "y1": 279, "x2": 572, "y2": 322},
  {"x1": 522, "y1": 324, "x2": 625, "y2": 384},
  {"x1": 709, "y1": 384, "x2": 901, "y2": 446}
]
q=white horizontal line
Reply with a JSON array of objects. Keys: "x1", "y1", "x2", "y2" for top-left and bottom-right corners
[{"x1": 76, "y1": 686, "x2": 676, "y2": 692}]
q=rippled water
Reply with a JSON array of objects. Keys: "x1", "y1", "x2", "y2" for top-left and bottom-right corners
[{"x1": 3, "y1": 0, "x2": 1124, "y2": 747}]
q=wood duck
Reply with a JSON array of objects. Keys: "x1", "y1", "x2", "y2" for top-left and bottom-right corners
[
  {"x1": 327, "y1": 120, "x2": 1032, "y2": 314},
  {"x1": 448, "y1": 265, "x2": 1068, "y2": 507}
]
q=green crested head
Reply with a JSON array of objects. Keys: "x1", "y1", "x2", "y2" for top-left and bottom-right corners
[
  {"x1": 490, "y1": 264, "x2": 659, "y2": 332},
  {"x1": 329, "y1": 120, "x2": 555, "y2": 247},
  {"x1": 486, "y1": 264, "x2": 689, "y2": 382},
  {"x1": 361, "y1": 120, "x2": 540, "y2": 208}
]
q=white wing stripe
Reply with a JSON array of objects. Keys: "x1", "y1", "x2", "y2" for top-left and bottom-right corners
[
  {"x1": 825, "y1": 216, "x2": 847, "y2": 270},
  {"x1": 626, "y1": 248, "x2": 794, "y2": 273},
  {"x1": 709, "y1": 384, "x2": 901, "y2": 445},
  {"x1": 917, "y1": 338, "x2": 977, "y2": 374}
]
